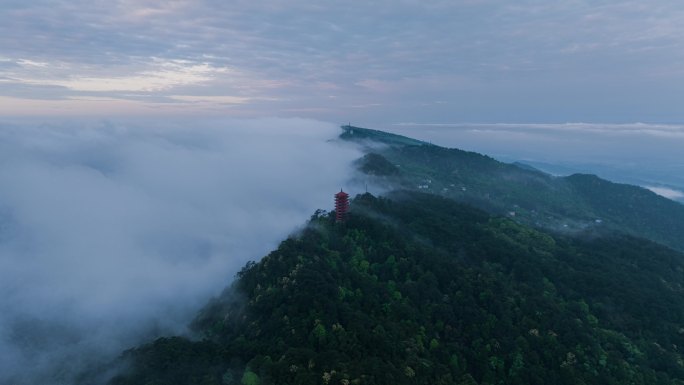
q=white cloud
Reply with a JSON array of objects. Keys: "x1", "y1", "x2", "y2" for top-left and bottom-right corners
[
  {"x1": 645, "y1": 186, "x2": 684, "y2": 200},
  {"x1": 17, "y1": 59, "x2": 49, "y2": 68}
]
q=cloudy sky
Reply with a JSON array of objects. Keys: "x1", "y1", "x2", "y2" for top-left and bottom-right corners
[{"x1": 2, "y1": 1, "x2": 684, "y2": 124}]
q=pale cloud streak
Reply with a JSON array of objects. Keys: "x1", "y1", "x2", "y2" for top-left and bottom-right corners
[
  {"x1": 169, "y1": 95, "x2": 251, "y2": 104},
  {"x1": 646, "y1": 186, "x2": 684, "y2": 200},
  {"x1": 14, "y1": 60, "x2": 230, "y2": 92}
]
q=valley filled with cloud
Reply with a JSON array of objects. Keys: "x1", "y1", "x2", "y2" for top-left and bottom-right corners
[{"x1": 0, "y1": 118, "x2": 360, "y2": 384}]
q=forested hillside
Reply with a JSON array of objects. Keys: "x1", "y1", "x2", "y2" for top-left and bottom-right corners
[
  {"x1": 107, "y1": 192, "x2": 684, "y2": 385},
  {"x1": 344, "y1": 126, "x2": 684, "y2": 251}
]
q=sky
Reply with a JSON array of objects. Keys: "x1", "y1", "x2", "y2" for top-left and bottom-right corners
[{"x1": 2, "y1": 0, "x2": 684, "y2": 124}]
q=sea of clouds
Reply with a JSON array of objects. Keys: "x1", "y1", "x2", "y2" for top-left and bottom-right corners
[{"x1": 0, "y1": 117, "x2": 361, "y2": 384}]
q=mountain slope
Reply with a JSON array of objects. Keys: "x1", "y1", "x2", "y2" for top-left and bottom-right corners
[
  {"x1": 344, "y1": 125, "x2": 684, "y2": 251},
  {"x1": 108, "y1": 192, "x2": 684, "y2": 385}
]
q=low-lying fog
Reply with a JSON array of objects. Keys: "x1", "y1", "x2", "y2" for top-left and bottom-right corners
[{"x1": 0, "y1": 118, "x2": 361, "y2": 384}]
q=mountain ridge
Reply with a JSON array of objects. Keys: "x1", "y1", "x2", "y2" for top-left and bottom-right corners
[
  {"x1": 342, "y1": 125, "x2": 684, "y2": 252},
  {"x1": 98, "y1": 125, "x2": 684, "y2": 385}
]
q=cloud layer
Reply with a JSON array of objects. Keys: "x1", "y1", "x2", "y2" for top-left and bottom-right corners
[
  {"x1": 2, "y1": 1, "x2": 684, "y2": 122},
  {"x1": 0, "y1": 118, "x2": 360, "y2": 384}
]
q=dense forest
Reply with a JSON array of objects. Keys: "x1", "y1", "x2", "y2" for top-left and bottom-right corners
[{"x1": 106, "y1": 191, "x2": 684, "y2": 385}]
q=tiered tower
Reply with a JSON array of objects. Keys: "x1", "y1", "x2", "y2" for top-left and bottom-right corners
[{"x1": 334, "y1": 190, "x2": 350, "y2": 222}]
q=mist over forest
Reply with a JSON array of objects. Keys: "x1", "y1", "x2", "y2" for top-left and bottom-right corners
[{"x1": 0, "y1": 118, "x2": 360, "y2": 385}]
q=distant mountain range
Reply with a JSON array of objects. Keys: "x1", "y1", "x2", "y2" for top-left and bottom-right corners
[
  {"x1": 342, "y1": 125, "x2": 684, "y2": 252},
  {"x1": 99, "y1": 125, "x2": 684, "y2": 385}
]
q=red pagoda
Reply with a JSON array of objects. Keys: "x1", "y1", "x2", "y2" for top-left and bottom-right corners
[{"x1": 334, "y1": 189, "x2": 350, "y2": 222}]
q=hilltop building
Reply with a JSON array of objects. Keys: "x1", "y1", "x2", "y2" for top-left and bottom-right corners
[{"x1": 334, "y1": 190, "x2": 349, "y2": 222}]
